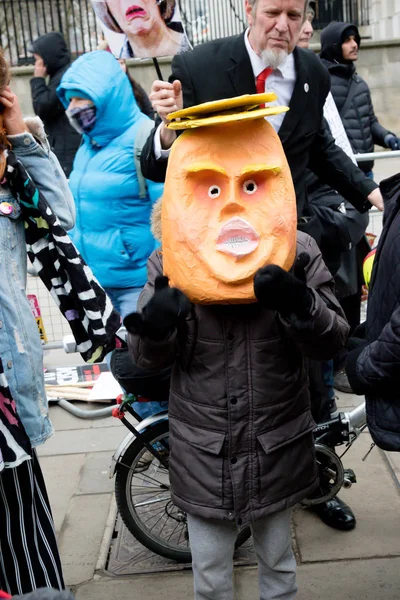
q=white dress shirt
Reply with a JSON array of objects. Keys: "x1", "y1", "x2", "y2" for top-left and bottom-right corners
[
  {"x1": 244, "y1": 28, "x2": 296, "y2": 133},
  {"x1": 154, "y1": 28, "x2": 297, "y2": 158}
]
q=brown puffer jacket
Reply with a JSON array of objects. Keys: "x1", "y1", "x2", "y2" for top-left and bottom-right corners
[{"x1": 129, "y1": 232, "x2": 349, "y2": 526}]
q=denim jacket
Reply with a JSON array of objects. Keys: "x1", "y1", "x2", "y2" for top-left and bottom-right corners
[{"x1": 0, "y1": 117, "x2": 75, "y2": 446}]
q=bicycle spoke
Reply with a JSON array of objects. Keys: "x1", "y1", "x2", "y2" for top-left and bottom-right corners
[
  {"x1": 166, "y1": 519, "x2": 182, "y2": 542},
  {"x1": 134, "y1": 495, "x2": 170, "y2": 508},
  {"x1": 141, "y1": 505, "x2": 167, "y2": 526},
  {"x1": 148, "y1": 509, "x2": 168, "y2": 533}
]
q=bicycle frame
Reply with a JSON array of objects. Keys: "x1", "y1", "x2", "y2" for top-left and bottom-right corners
[
  {"x1": 314, "y1": 401, "x2": 366, "y2": 446},
  {"x1": 109, "y1": 409, "x2": 168, "y2": 478}
]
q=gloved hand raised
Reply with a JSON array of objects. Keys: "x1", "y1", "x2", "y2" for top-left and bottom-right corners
[
  {"x1": 385, "y1": 134, "x2": 400, "y2": 151},
  {"x1": 254, "y1": 253, "x2": 313, "y2": 320},
  {"x1": 124, "y1": 276, "x2": 190, "y2": 341}
]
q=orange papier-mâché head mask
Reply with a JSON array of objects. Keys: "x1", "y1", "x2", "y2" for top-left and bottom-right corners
[{"x1": 161, "y1": 94, "x2": 297, "y2": 304}]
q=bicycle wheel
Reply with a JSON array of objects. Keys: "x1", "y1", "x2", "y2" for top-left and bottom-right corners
[{"x1": 115, "y1": 420, "x2": 251, "y2": 562}]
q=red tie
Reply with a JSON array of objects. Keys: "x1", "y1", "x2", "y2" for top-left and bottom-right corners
[{"x1": 256, "y1": 67, "x2": 273, "y2": 107}]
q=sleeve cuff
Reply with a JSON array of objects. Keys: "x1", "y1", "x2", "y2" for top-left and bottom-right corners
[
  {"x1": 154, "y1": 123, "x2": 172, "y2": 160},
  {"x1": 7, "y1": 132, "x2": 38, "y2": 151},
  {"x1": 345, "y1": 344, "x2": 367, "y2": 395}
]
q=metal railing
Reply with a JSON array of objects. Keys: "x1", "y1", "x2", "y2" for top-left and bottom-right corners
[
  {"x1": 312, "y1": 0, "x2": 370, "y2": 29},
  {"x1": 0, "y1": 0, "x2": 100, "y2": 66},
  {"x1": 0, "y1": 0, "x2": 371, "y2": 67},
  {"x1": 178, "y1": 0, "x2": 246, "y2": 46},
  {"x1": 355, "y1": 150, "x2": 400, "y2": 162}
]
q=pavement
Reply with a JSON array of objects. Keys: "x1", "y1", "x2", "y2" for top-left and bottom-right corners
[{"x1": 38, "y1": 348, "x2": 400, "y2": 600}]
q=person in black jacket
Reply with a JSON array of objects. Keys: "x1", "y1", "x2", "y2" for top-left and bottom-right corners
[
  {"x1": 30, "y1": 32, "x2": 81, "y2": 177},
  {"x1": 140, "y1": 0, "x2": 384, "y2": 247},
  {"x1": 346, "y1": 172, "x2": 400, "y2": 453},
  {"x1": 319, "y1": 22, "x2": 400, "y2": 176}
]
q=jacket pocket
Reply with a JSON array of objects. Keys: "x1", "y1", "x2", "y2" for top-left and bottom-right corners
[
  {"x1": 257, "y1": 411, "x2": 317, "y2": 505},
  {"x1": 0, "y1": 213, "x2": 24, "y2": 250},
  {"x1": 169, "y1": 418, "x2": 226, "y2": 508}
]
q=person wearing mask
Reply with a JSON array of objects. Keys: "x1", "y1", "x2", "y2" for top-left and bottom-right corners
[
  {"x1": 57, "y1": 51, "x2": 163, "y2": 320},
  {"x1": 29, "y1": 32, "x2": 81, "y2": 177},
  {"x1": 125, "y1": 97, "x2": 349, "y2": 597},
  {"x1": 0, "y1": 48, "x2": 75, "y2": 593}
]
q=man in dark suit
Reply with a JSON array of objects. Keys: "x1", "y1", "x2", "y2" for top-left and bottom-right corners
[{"x1": 141, "y1": 0, "x2": 383, "y2": 242}]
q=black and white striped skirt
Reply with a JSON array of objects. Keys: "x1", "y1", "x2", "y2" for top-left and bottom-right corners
[{"x1": 0, "y1": 451, "x2": 64, "y2": 594}]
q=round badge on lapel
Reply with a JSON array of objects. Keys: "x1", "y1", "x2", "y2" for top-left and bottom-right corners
[
  {"x1": 304, "y1": 83, "x2": 309, "y2": 93},
  {"x1": 0, "y1": 202, "x2": 13, "y2": 215}
]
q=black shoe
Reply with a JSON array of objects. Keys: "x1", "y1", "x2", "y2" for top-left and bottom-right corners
[
  {"x1": 334, "y1": 370, "x2": 353, "y2": 394},
  {"x1": 310, "y1": 496, "x2": 356, "y2": 531}
]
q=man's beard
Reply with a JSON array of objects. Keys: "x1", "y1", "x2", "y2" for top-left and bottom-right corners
[{"x1": 260, "y1": 48, "x2": 288, "y2": 69}]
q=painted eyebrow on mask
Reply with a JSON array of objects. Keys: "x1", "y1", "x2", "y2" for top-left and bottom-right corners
[
  {"x1": 185, "y1": 162, "x2": 228, "y2": 177},
  {"x1": 239, "y1": 164, "x2": 281, "y2": 177}
]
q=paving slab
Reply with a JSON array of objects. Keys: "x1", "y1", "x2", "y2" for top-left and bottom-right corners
[
  {"x1": 236, "y1": 557, "x2": 400, "y2": 600},
  {"x1": 37, "y1": 426, "x2": 127, "y2": 456},
  {"x1": 74, "y1": 557, "x2": 400, "y2": 600},
  {"x1": 76, "y1": 452, "x2": 115, "y2": 496},
  {"x1": 75, "y1": 572, "x2": 194, "y2": 600},
  {"x1": 383, "y1": 450, "x2": 400, "y2": 487},
  {"x1": 106, "y1": 516, "x2": 256, "y2": 576},
  {"x1": 39, "y1": 453, "x2": 85, "y2": 533},
  {"x1": 59, "y1": 494, "x2": 113, "y2": 586},
  {"x1": 294, "y1": 432, "x2": 400, "y2": 563}
]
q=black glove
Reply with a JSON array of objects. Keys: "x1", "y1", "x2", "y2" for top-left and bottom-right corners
[
  {"x1": 386, "y1": 134, "x2": 400, "y2": 151},
  {"x1": 254, "y1": 253, "x2": 313, "y2": 320},
  {"x1": 346, "y1": 321, "x2": 367, "y2": 352},
  {"x1": 123, "y1": 276, "x2": 190, "y2": 340}
]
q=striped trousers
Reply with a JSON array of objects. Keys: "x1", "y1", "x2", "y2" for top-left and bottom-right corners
[{"x1": 0, "y1": 451, "x2": 64, "y2": 594}]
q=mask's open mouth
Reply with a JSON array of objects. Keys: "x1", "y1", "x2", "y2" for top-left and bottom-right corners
[{"x1": 216, "y1": 217, "x2": 260, "y2": 259}]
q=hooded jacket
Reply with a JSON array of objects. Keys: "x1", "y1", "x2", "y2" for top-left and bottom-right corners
[
  {"x1": 319, "y1": 22, "x2": 394, "y2": 173},
  {"x1": 30, "y1": 32, "x2": 81, "y2": 177},
  {"x1": 57, "y1": 51, "x2": 164, "y2": 290},
  {"x1": 129, "y1": 210, "x2": 349, "y2": 524},
  {"x1": 346, "y1": 173, "x2": 400, "y2": 451}
]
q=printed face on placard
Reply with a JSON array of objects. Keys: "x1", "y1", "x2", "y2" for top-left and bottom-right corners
[
  {"x1": 162, "y1": 119, "x2": 297, "y2": 304},
  {"x1": 91, "y1": 0, "x2": 192, "y2": 59}
]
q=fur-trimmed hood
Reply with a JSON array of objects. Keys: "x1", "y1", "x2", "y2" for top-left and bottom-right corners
[{"x1": 151, "y1": 196, "x2": 162, "y2": 243}]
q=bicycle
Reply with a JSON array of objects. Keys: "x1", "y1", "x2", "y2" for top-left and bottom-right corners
[
  {"x1": 108, "y1": 345, "x2": 368, "y2": 562},
  {"x1": 52, "y1": 335, "x2": 368, "y2": 563}
]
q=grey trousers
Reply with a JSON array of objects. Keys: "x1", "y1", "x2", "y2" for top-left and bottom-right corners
[{"x1": 187, "y1": 509, "x2": 297, "y2": 600}]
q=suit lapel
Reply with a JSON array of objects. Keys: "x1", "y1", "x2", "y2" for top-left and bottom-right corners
[
  {"x1": 227, "y1": 33, "x2": 257, "y2": 96},
  {"x1": 278, "y1": 48, "x2": 311, "y2": 146}
]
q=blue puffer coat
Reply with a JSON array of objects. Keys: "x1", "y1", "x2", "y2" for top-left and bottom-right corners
[{"x1": 57, "y1": 51, "x2": 163, "y2": 289}]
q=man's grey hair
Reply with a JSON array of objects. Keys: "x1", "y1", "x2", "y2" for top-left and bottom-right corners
[{"x1": 247, "y1": 0, "x2": 309, "y2": 20}]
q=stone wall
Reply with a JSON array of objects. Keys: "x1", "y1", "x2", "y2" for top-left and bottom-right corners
[{"x1": 367, "y1": 0, "x2": 400, "y2": 40}]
